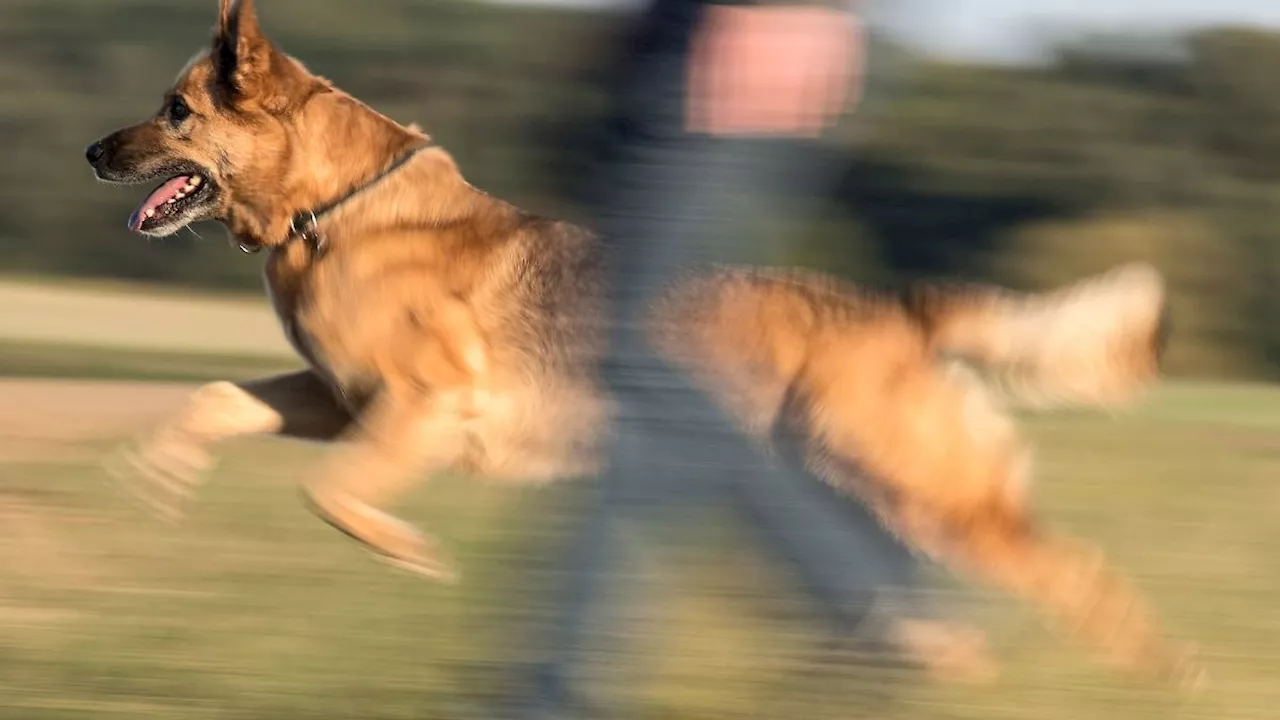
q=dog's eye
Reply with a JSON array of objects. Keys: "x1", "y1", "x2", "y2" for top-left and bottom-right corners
[{"x1": 168, "y1": 97, "x2": 192, "y2": 125}]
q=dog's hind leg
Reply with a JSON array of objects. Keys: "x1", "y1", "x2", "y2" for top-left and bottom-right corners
[
  {"x1": 805, "y1": 362, "x2": 1204, "y2": 689},
  {"x1": 934, "y1": 370, "x2": 1204, "y2": 689},
  {"x1": 105, "y1": 371, "x2": 354, "y2": 522},
  {"x1": 936, "y1": 497, "x2": 1206, "y2": 689},
  {"x1": 299, "y1": 391, "x2": 470, "y2": 583}
]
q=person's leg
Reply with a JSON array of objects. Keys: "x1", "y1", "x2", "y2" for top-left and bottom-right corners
[
  {"x1": 521, "y1": 19, "x2": 957, "y2": 717},
  {"x1": 522, "y1": 102, "x2": 780, "y2": 718},
  {"x1": 704, "y1": 136, "x2": 993, "y2": 676}
]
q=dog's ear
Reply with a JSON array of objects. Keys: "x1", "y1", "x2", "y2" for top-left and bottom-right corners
[{"x1": 211, "y1": 0, "x2": 273, "y2": 105}]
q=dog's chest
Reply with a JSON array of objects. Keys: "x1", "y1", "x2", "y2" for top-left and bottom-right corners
[
  {"x1": 264, "y1": 250, "x2": 365, "y2": 400},
  {"x1": 267, "y1": 281, "x2": 329, "y2": 373}
]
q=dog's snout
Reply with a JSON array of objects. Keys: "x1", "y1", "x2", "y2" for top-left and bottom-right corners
[{"x1": 85, "y1": 140, "x2": 106, "y2": 166}]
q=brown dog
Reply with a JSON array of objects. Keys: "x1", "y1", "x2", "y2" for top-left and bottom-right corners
[{"x1": 87, "y1": 0, "x2": 1201, "y2": 688}]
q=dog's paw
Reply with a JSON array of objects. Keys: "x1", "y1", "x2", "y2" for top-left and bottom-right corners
[
  {"x1": 300, "y1": 487, "x2": 459, "y2": 584},
  {"x1": 889, "y1": 618, "x2": 999, "y2": 684},
  {"x1": 1158, "y1": 642, "x2": 1209, "y2": 694},
  {"x1": 371, "y1": 540, "x2": 460, "y2": 584},
  {"x1": 102, "y1": 434, "x2": 212, "y2": 524}
]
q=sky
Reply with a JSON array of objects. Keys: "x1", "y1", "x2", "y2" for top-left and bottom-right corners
[
  {"x1": 481, "y1": 0, "x2": 1280, "y2": 63},
  {"x1": 892, "y1": 0, "x2": 1280, "y2": 62}
]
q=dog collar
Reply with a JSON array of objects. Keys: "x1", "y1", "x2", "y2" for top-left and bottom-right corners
[{"x1": 238, "y1": 139, "x2": 437, "y2": 255}]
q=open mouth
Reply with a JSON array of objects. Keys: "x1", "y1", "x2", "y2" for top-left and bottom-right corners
[{"x1": 127, "y1": 172, "x2": 216, "y2": 235}]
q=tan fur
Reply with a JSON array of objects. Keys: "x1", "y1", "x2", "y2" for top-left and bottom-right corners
[
  {"x1": 89, "y1": 0, "x2": 1200, "y2": 688},
  {"x1": 648, "y1": 266, "x2": 1199, "y2": 687}
]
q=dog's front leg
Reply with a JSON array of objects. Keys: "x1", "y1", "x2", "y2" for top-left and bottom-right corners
[
  {"x1": 300, "y1": 391, "x2": 469, "y2": 582},
  {"x1": 106, "y1": 370, "x2": 353, "y2": 522}
]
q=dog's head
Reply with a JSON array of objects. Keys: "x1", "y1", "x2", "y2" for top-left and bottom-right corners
[{"x1": 85, "y1": 0, "x2": 328, "y2": 243}]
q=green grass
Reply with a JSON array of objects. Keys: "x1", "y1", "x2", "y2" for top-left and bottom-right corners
[
  {"x1": 0, "y1": 339, "x2": 297, "y2": 383},
  {"x1": 0, "y1": 279, "x2": 293, "y2": 358},
  {"x1": 0, "y1": 278, "x2": 295, "y2": 382},
  {"x1": 0, "y1": 380, "x2": 1277, "y2": 719},
  {"x1": 0, "y1": 273, "x2": 264, "y2": 305}
]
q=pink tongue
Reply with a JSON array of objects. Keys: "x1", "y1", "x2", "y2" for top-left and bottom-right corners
[{"x1": 131, "y1": 176, "x2": 191, "y2": 230}]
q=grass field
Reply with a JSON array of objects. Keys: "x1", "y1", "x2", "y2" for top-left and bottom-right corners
[
  {"x1": 0, "y1": 282, "x2": 1277, "y2": 719},
  {"x1": 0, "y1": 278, "x2": 291, "y2": 357},
  {"x1": 0, "y1": 278, "x2": 296, "y2": 382}
]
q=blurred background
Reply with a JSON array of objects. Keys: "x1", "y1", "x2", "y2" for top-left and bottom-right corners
[{"x1": 0, "y1": 1, "x2": 1278, "y2": 718}]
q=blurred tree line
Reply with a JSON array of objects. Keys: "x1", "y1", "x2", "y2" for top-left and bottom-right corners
[{"x1": 2, "y1": 0, "x2": 1277, "y2": 379}]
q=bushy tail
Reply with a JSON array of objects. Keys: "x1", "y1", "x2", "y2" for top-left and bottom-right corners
[{"x1": 901, "y1": 263, "x2": 1171, "y2": 411}]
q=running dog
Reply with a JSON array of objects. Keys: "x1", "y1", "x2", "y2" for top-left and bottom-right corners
[{"x1": 85, "y1": 0, "x2": 1201, "y2": 688}]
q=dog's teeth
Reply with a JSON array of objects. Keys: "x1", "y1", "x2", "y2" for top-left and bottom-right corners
[
  {"x1": 145, "y1": 208, "x2": 156, "y2": 218},
  {"x1": 182, "y1": 184, "x2": 194, "y2": 192},
  {"x1": 190, "y1": 176, "x2": 203, "y2": 186}
]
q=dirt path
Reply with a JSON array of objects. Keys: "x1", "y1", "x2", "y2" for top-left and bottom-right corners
[
  {"x1": 0, "y1": 380, "x2": 187, "y2": 594},
  {"x1": 0, "y1": 378, "x2": 195, "y2": 447}
]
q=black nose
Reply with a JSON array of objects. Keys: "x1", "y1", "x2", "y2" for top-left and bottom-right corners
[{"x1": 85, "y1": 141, "x2": 105, "y2": 165}]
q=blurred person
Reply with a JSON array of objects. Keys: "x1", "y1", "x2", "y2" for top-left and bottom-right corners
[{"x1": 517, "y1": 0, "x2": 988, "y2": 717}]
